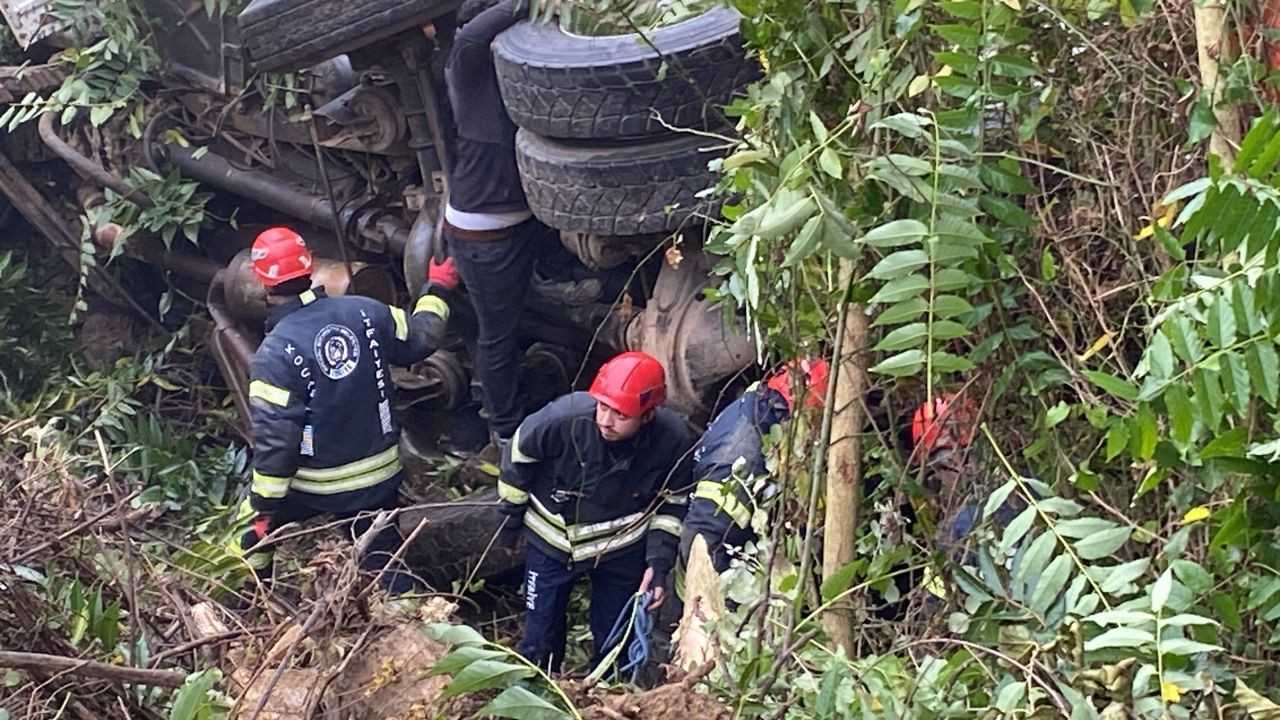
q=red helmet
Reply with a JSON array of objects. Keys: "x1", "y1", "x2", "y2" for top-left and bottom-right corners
[
  {"x1": 251, "y1": 227, "x2": 314, "y2": 286},
  {"x1": 589, "y1": 351, "x2": 667, "y2": 418},
  {"x1": 766, "y1": 356, "x2": 831, "y2": 410},
  {"x1": 911, "y1": 393, "x2": 977, "y2": 454}
]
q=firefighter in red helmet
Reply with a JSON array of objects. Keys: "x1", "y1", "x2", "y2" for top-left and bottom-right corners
[
  {"x1": 230, "y1": 226, "x2": 459, "y2": 596},
  {"x1": 680, "y1": 356, "x2": 831, "y2": 573},
  {"x1": 496, "y1": 351, "x2": 697, "y2": 673}
]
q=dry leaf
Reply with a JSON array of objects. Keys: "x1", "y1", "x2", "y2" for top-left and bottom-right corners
[{"x1": 665, "y1": 244, "x2": 684, "y2": 269}]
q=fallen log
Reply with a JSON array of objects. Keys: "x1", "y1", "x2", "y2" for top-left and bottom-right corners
[{"x1": 0, "y1": 650, "x2": 188, "y2": 688}]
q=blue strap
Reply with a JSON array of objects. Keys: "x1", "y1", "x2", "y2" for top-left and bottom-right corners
[{"x1": 598, "y1": 591, "x2": 655, "y2": 685}]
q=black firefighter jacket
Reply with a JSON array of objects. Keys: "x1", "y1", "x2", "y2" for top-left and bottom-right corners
[
  {"x1": 498, "y1": 392, "x2": 696, "y2": 573},
  {"x1": 247, "y1": 287, "x2": 449, "y2": 515},
  {"x1": 685, "y1": 384, "x2": 791, "y2": 538}
]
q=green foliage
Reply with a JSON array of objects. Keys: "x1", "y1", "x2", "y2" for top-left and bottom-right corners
[
  {"x1": 59, "y1": 577, "x2": 124, "y2": 652},
  {"x1": 0, "y1": 251, "x2": 76, "y2": 406},
  {"x1": 423, "y1": 622, "x2": 581, "y2": 719},
  {"x1": 169, "y1": 669, "x2": 229, "y2": 720},
  {"x1": 705, "y1": 0, "x2": 1048, "y2": 387},
  {"x1": 647, "y1": 0, "x2": 1280, "y2": 715},
  {"x1": 0, "y1": 0, "x2": 158, "y2": 131},
  {"x1": 1, "y1": 259, "x2": 245, "y2": 518},
  {"x1": 558, "y1": 0, "x2": 718, "y2": 36},
  {"x1": 86, "y1": 167, "x2": 219, "y2": 251},
  {"x1": 256, "y1": 71, "x2": 310, "y2": 112}
]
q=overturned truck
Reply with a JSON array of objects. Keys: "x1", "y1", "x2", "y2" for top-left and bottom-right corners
[{"x1": 0, "y1": 0, "x2": 761, "y2": 588}]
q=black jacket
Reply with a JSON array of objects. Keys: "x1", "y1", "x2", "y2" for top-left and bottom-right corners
[
  {"x1": 444, "y1": 0, "x2": 528, "y2": 214},
  {"x1": 247, "y1": 287, "x2": 450, "y2": 514},
  {"x1": 498, "y1": 392, "x2": 696, "y2": 572},
  {"x1": 683, "y1": 385, "x2": 790, "y2": 556}
]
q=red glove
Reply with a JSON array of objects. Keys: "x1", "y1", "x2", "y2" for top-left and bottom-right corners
[
  {"x1": 253, "y1": 515, "x2": 273, "y2": 541},
  {"x1": 427, "y1": 257, "x2": 459, "y2": 291}
]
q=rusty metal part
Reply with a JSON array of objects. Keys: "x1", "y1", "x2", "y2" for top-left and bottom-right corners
[
  {"x1": 313, "y1": 85, "x2": 407, "y2": 154},
  {"x1": 220, "y1": 248, "x2": 396, "y2": 323},
  {"x1": 395, "y1": 349, "x2": 469, "y2": 409},
  {"x1": 38, "y1": 112, "x2": 153, "y2": 208},
  {"x1": 401, "y1": 208, "x2": 439, "y2": 294},
  {"x1": 559, "y1": 231, "x2": 661, "y2": 270},
  {"x1": 626, "y1": 248, "x2": 756, "y2": 422},
  {"x1": 0, "y1": 64, "x2": 65, "y2": 104},
  {"x1": 224, "y1": 85, "x2": 410, "y2": 156},
  {"x1": 167, "y1": 142, "x2": 335, "y2": 227},
  {"x1": 163, "y1": 143, "x2": 411, "y2": 254},
  {"x1": 0, "y1": 145, "x2": 165, "y2": 332},
  {"x1": 142, "y1": 246, "x2": 222, "y2": 285},
  {"x1": 207, "y1": 270, "x2": 258, "y2": 443},
  {"x1": 387, "y1": 34, "x2": 449, "y2": 197},
  {"x1": 0, "y1": 1, "x2": 63, "y2": 49}
]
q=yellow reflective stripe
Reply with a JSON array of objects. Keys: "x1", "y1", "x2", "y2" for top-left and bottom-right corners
[
  {"x1": 252, "y1": 470, "x2": 292, "y2": 499},
  {"x1": 663, "y1": 495, "x2": 689, "y2": 506},
  {"x1": 923, "y1": 566, "x2": 947, "y2": 598},
  {"x1": 300, "y1": 289, "x2": 317, "y2": 305},
  {"x1": 509, "y1": 426, "x2": 536, "y2": 464},
  {"x1": 249, "y1": 380, "x2": 291, "y2": 407},
  {"x1": 694, "y1": 480, "x2": 751, "y2": 528},
  {"x1": 237, "y1": 497, "x2": 256, "y2": 521},
  {"x1": 573, "y1": 523, "x2": 647, "y2": 562},
  {"x1": 525, "y1": 511, "x2": 571, "y2": 552},
  {"x1": 567, "y1": 510, "x2": 646, "y2": 541},
  {"x1": 414, "y1": 294, "x2": 450, "y2": 322},
  {"x1": 390, "y1": 306, "x2": 409, "y2": 341},
  {"x1": 295, "y1": 446, "x2": 399, "y2": 482},
  {"x1": 650, "y1": 514, "x2": 683, "y2": 537},
  {"x1": 498, "y1": 480, "x2": 529, "y2": 505},
  {"x1": 530, "y1": 495, "x2": 566, "y2": 529},
  {"x1": 291, "y1": 458, "x2": 401, "y2": 495}
]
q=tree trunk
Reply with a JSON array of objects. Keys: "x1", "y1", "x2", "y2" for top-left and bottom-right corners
[
  {"x1": 1264, "y1": 0, "x2": 1280, "y2": 106},
  {"x1": 1194, "y1": 0, "x2": 1243, "y2": 164},
  {"x1": 821, "y1": 261, "x2": 867, "y2": 656}
]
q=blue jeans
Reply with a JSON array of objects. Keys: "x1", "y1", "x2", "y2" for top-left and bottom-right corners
[
  {"x1": 447, "y1": 219, "x2": 555, "y2": 438},
  {"x1": 516, "y1": 543, "x2": 648, "y2": 674}
]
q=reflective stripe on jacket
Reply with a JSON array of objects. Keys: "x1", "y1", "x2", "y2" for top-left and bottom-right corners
[
  {"x1": 497, "y1": 392, "x2": 696, "y2": 572},
  {"x1": 682, "y1": 386, "x2": 790, "y2": 548},
  {"x1": 247, "y1": 287, "x2": 448, "y2": 514}
]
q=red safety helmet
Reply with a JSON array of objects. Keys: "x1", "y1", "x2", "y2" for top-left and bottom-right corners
[
  {"x1": 251, "y1": 227, "x2": 314, "y2": 286},
  {"x1": 766, "y1": 356, "x2": 831, "y2": 411},
  {"x1": 589, "y1": 351, "x2": 667, "y2": 418},
  {"x1": 911, "y1": 393, "x2": 977, "y2": 454}
]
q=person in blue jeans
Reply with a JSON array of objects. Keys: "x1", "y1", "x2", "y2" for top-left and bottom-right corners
[
  {"x1": 496, "y1": 352, "x2": 696, "y2": 673},
  {"x1": 443, "y1": 0, "x2": 557, "y2": 450}
]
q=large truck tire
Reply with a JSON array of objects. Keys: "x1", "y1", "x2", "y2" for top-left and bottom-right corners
[
  {"x1": 494, "y1": 8, "x2": 760, "y2": 141},
  {"x1": 239, "y1": 0, "x2": 460, "y2": 72},
  {"x1": 515, "y1": 129, "x2": 725, "y2": 235},
  {"x1": 400, "y1": 488, "x2": 523, "y2": 589}
]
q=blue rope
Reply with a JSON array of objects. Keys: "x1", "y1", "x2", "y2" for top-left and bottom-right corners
[{"x1": 598, "y1": 590, "x2": 655, "y2": 684}]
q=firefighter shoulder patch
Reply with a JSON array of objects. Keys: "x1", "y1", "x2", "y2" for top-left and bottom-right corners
[{"x1": 314, "y1": 324, "x2": 360, "y2": 380}]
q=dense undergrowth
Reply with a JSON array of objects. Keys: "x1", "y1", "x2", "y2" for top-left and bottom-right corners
[
  {"x1": 0, "y1": 246, "x2": 246, "y2": 718},
  {"x1": 3, "y1": 0, "x2": 1280, "y2": 717},
  {"x1": 432, "y1": 0, "x2": 1280, "y2": 716}
]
